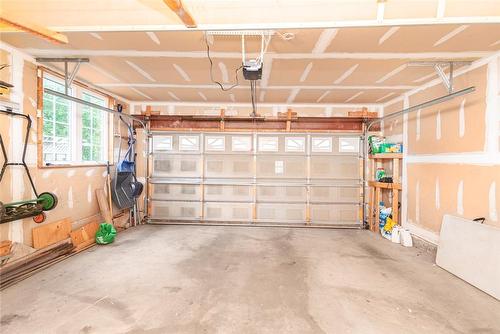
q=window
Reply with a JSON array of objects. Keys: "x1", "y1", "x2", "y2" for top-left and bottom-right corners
[
  {"x1": 231, "y1": 136, "x2": 251, "y2": 152},
  {"x1": 81, "y1": 93, "x2": 106, "y2": 162},
  {"x1": 285, "y1": 137, "x2": 305, "y2": 152},
  {"x1": 206, "y1": 136, "x2": 225, "y2": 151},
  {"x1": 42, "y1": 78, "x2": 72, "y2": 162},
  {"x1": 179, "y1": 135, "x2": 199, "y2": 151},
  {"x1": 339, "y1": 137, "x2": 359, "y2": 153},
  {"x1": 311, "y1": 137, "x2": 333, "y2": 153},
  {"x1": 258, "y1": 137, "x2": 278, "y2": 152},
  {"x1": 154, "y1": 136, "x2": 173, "y2": 151},
  {"x1": 42, "y1": 74, "x2": 110, "y2": 165}
]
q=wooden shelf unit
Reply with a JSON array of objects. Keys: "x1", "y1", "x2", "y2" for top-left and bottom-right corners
[
  {"x1": 368, "y1": 153, "x2": 403, "y2": 159},
  {"x1": 368, "y1": 153, "x2": 402, "y2": 232}
]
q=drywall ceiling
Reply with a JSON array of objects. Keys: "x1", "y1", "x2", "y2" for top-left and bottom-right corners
[
  {"x1": 1, "y1": 0, "x2": 499, "y2": 105},
  {"x1": 1, "y1": 0, "x2": 500, "y2": 31}
]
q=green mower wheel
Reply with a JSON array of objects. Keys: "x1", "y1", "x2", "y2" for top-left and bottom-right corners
[{"x1": 38, "y1": 192, "x2": 58, "y2": 211}]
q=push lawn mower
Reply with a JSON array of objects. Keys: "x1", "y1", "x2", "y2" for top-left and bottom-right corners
[{"x1": 0, "y1": 106, "x2": 58, "y2": 224}]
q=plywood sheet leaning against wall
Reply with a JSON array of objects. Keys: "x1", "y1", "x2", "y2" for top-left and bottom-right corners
[
  {"x1": 32, "y1": 217, "x2": 71, "y2": 249},
  {"x1": 69, "y1": 218, "x2": 100, "y2": 252},
  {"x1": 436, "y1": 215, "x2": 500, "y2": 300}
]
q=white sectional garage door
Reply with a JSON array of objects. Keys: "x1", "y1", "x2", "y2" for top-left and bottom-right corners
[{"x1": 149, "y1": 131, "x2": 362, "y2": 227}]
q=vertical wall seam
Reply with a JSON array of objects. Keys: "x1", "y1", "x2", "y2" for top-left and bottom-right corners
[
  {"x1": 402, "y1": 94, "x2": 409, "y2": 229},
  {"x1": 9, "y1": 51, "x2": 25, "y2": 243},
  {"x1": 485, "y1": 56, "x2": 499, "y2": 153}
]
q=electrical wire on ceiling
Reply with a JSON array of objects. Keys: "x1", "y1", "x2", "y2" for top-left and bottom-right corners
[
  {"x1": 0, "y1": 64, "x2": 10, "y2": 71},
  {"x1": 204, "y1": 33, "x2": 242, "y2": 91},
  {"x1": 204, "y1": 30, "x2": 282, "y2": 117}
]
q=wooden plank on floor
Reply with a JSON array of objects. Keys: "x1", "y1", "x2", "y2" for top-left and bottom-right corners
[{"x1": 32, "y1": 218, "x2": 72, "y2": 249}]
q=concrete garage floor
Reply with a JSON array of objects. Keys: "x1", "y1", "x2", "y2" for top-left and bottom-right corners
[{"x1": 1, "y1": 225, "x2": 499, "y2": 334}]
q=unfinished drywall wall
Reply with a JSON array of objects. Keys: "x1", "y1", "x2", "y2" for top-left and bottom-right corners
[
  {"x1": 407, "y1": 66, "x2": 487, "y2": 154},
  {"x1": 407, "y1": 164, "x2": 500, "y2": 233},
  {"x1": 0, "y1": 46, "x2": 128, "y2": 246},
  {"x1": 398, "y1": 53, "x2": 500, "y2": 244},
  {"x1": 382, "y1": 99, "x2": 403, "y2": 141}
]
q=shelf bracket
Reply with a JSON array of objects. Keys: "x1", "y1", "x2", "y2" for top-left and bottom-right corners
[
  {"x1": 407, "y1": 61, "x2": 472, "y2": 93},
  {"x1": 36, "y1": 58, "x2": 89, "y2": 94}
]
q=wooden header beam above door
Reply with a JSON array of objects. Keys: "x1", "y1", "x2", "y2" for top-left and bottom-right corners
[{"x1": 136, "y1": 114, "x2": 380, "y2": 132}]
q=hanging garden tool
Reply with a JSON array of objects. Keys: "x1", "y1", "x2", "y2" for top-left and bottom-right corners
[
  {"x1": 0, "y1": 105, "x2": 58, "y2": 224},
  {"x1": 111, "y1": 104, "x2": 143, "y2": 210}
]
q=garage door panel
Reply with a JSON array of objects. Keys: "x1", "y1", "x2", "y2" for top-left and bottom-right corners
[
  {"x1": 257, "y1": 185, "x2": 306, "y2": 203},
  {"x1": 204, "y1": 184, "x2": 253, "y2": 202},
  {"x1": 311, "y1": 204, "x2": 359, "y2": 224},
  {"x1": 149, "y1": 131, "x2": 362, "y2": 227},
  {"x1": 257, "y1": 203, "x2": 306, "y2": 222},
  {"x1": 205, "y1": 155, "x2": 254, "y2": 178},
  {"x1": 152, "y1": 201, "x2": 201, "y2": 219},
  {"x1": 256, "y1": 156, "x2": 307, "y2": 178},
  {"x1": 153, "y1": 153, "x2": 202, "y2": 177},
  {"x1": 310, "y1": 186, "x2": 360, "y2": 203},
  {"x1": 151, "y1": 183, "x2": 200, "y2": 201},
  {"x1": 310, "y1": 156, "x2": 359, "y2": 179},
  {"x1": 204, "y1": 202, "x2": 253, "y2": 221}
]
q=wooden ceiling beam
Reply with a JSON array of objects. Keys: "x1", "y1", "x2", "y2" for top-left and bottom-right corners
[
  {"x1": 0, "y1": 13, "x2": 68, "y2": 44},
  {"x1": 163, "y1": 0, "x2": 197, "y2": 28}
]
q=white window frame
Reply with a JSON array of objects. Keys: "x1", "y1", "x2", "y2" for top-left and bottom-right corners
[
  {"x1": 339, "y1": 137, "x2": 360, "y2": 153},
  {"x1": 78, "y1": 91, "x2": 108, "y2": 163},
  {"x1": 41, "y1": 76, "x2": 75, "y2": 163},
  {"x1": 258, "y1": 136, "x2": 279, "y2": 152},
  {"x1": 179, "y1": 135, "x2": 200, "y2": 151},
  {"x1": 41, "y1": 73, "x2": 110, "y2": 166},
  {"x1": 154, "y1": 135, "x2": 173, "y2": 151},
  {"x1": 206, "y1": 136, "x2": 225, "y2": 151},
  {"x1": 231, "y1": 136, "x2": 252, "y2": 152},
  {"x1": 285, "y1": 137, "x2": 306, "y2": 153},
  {"x1": 311, "y1": 137, "x2": 333, "y2": 153}
]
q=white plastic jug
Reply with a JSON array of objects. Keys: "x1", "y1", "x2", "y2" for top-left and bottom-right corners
[
  {"x1": 391, "y1": 226, "x2": 401, "y2": 243},
  {"x1": 400, "y1": 229, "x2": 413, "y2": 247}
]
